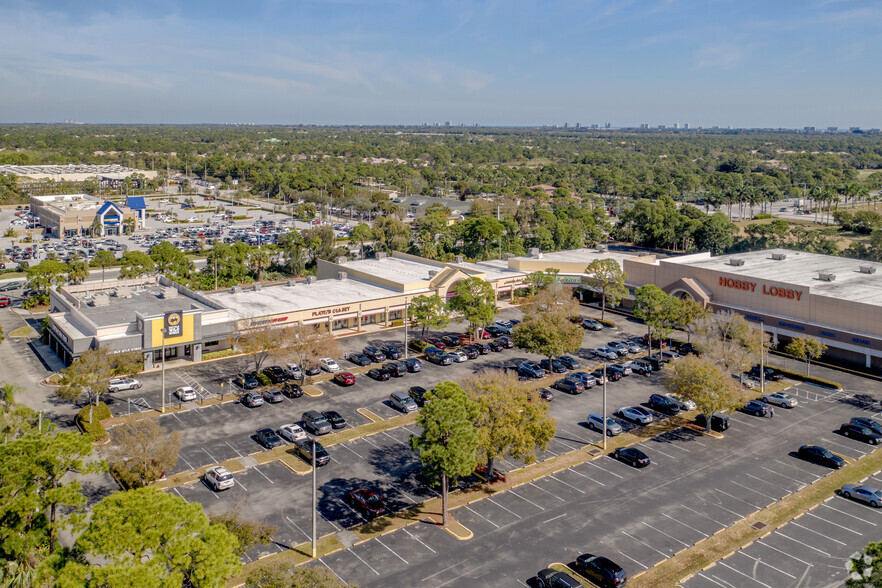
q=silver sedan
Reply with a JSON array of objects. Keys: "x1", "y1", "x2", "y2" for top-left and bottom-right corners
[
  {"x1": 617, "y1": 406, "x2": 654, "y2": 425},
  {"x1": 762, "y1": 392, "x2": 798, "y2": 408},
  {"x1": 841, "y1": 484, "x2": 882, "y2": 508}
]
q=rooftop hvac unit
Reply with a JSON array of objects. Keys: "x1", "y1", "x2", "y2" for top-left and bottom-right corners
[
  {"x1": 230, "y1": 286, "x2": 242, "y2": 294},
  {"x1": 771, "y1": 253, "x2": 787, "y2": 260},
  {"x1": 818, "y1": 273, "x2": 836, "y2": 282},
  {"x1": 306, "y1": 276, "x2": 317, "y2": 284},
  {"x1": 859, "y1": 266, "x2": 877, "y2": 274},
  {"x1": 728, "y1": 259, "x2": 745, "y2": 267},
  {"x1": 91, "y1": 294, "x2": 110, "y2": 307},
  {"x1": 455, "y1": 255, "x2": 464, "y2": 263},
  {"x1": 287, "y1": 280, "x2": 297, "y2": 286},
  {"x1": 160, "y1": 287, "x2": 178, "y2": 299},
  {"x1": 528, "y1": 247, "x2": 541, "y2": 258},
  {"x1": 597, "y1": 244, "x2": 608, "y2": 253},
  {"x1": 376, "y1": 252, "x2": 387, "y2": 260},
  {"x1": 113, "y1": 286, "x2": 132, "y2": 298},
  {"x1": 337, "y1": 272, "x2": 348, "y2": 280},
  {"x1": 428, "y1": 270, "x2": 438, "y2": 277},
  {"x1": 336, "y1": 256, "x2": 348, "y2": 264},
  {"x1": 253, "y1": 283, "x2": 262, "y2": 291}
]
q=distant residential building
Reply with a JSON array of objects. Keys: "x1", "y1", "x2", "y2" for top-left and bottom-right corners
[
  {"x1": 640, "y1": 123, "x2": 649, "y2": 129},
  {"x1": 827, "y1": 126, "x2": 838, "y2": 132},
  {"x1": 604, "y1": 122, "x2": 612, "y2": 129},
  {"x1": 658, "y1": 125, "x2": 666, "y2": 129},
  {"x1": 684, "y1": 123, "x2": 690, "y2": 130},
  {"x1": 673, "y1": 123, "x2": 680, "y2": 129},
  {"x1": 804, "y1": 126, "x2": 815, "y2": 131}
]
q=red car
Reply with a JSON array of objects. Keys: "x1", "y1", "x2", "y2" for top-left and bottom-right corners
[
  {"x1": 641, "y1": 334, "x2": 668, "y2": 348},
  {"x1": 425, "y1": 337, "x2": 447, "y2": 349},
  {"x1": 0, "y1": 297, "x2": 9, "y2": 307},
  {"x1": 334, "y1": 372, "x2": 356, "y2": 386},
  {"x1": 347, "y1": 488, "x2": 388, "y2": 518}
]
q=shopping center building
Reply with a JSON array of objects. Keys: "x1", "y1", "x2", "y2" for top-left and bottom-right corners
[{"x1": 45, "y1": 246, "x2": 882, "y2": 371}]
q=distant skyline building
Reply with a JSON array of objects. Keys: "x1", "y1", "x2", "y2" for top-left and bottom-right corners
[{"x1": 684, "y1": 123, "x2": 690, "y2": 130}]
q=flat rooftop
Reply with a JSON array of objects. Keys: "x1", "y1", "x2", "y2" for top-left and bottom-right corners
[
  {"x1": 339, "y1": 256, "x2": 444, "y2": 285},
  {"x1": 2, "y1": 164, "x2": 156, "y2": 180},
  {"x1": 74, "y1": 285, "x2": 215, "y2": 327},
  {"x1": 206, "y1": 278, "x2": 426, "y2": 321},
  {"x1": 510, "y1": 248, "x2": 637, "y2": 269},
  {"x1": 670, "y1": 248, "x2": 882, "y2": 305},
  {"x1": 452, "y1": 259, "x2": 527, "y2": 281}
]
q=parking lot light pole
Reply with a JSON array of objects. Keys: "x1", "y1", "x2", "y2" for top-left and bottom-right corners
[
  {"x1": 403, "y1": 297, "x2": 409, "y2": 360},
  {"x1": 759, "y1": 327, "x2": 766, "y2": 396},
  {"x1": 602, "y1": 361, "x2": 607, "y2": 450},
  {"x1": 312, "y1": 438, "x2": 317, "y2": 558},
  {"x1": 161, "y1": 328, "x2": 167, "y2": 413}
]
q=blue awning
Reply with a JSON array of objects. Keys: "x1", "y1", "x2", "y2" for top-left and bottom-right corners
[{"x1": 126, "y1": 196, "x2": 147, "y2": 210}]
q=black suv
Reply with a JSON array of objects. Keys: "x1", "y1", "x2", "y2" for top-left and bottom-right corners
[
  {"x1": 741, "y1": 400, "x2": 769, "y2": 417},
  {"x1": 381, "y1": 345, "x2": 401, "y2": 360},
  {"x1": 574, "y1": 554, "x2": 628, "y2": 588},
  {"x1": 363, "y1": 347, "x2": 387, "y2": 363},
  {"x1": 840, "y1": 423, "x2": 882, "y2": 445},
  {"x1": 382, "y1": 362, "x2": 406, "y2": 377},
  {"x1": 557, "y1": 355, "x2": 581, "y2": 370},
  {"x1": 348, "y1": 353, "x2": 372, "y2": 367},
  {"x1": 261, "y1": 366, "x2": 287, "y2": 384},
  {"x1": 537, "y1": 568, "x2": 582, "y2": 588},
  {"x1": 648, "y1": 393, "x2": 681, "y2": 415},
  {"x1": 281, "y1": 382, "x2": 303, "y2": 398},
  {"x1": 409, "y1": 386, "x2": 429, "y2": 407},
  {"x1": 234, "y1": 372, "x2": 259, "y2": 390}
]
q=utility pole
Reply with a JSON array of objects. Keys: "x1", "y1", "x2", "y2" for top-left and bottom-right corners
[
  {"x1": 403, "y1": 297, "x2": 409, "y2": 360},
  {"x1": 160, "y1": 327, "x2": 167, "y2": 413},
  {"x1": 311, "y1": 438, "x2": 317, "y2": 558},
  {"x1": 602, "y1": 360, "x2": 607, "y2": 450},
  {"x1": 759, "y1": 327, "x2": 766, "y2": 396}
]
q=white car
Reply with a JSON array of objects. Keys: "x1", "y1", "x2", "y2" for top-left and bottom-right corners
[
  {"x1": 175, "y1": 386, "x2": 198, "y2": 402},
  {"x1": 278, "y1": 423, "x2": 307, "y2": 442},
  {"x1": 622, "y1": 340, "x2": 643, "y2": 354},
  {"x1": 593, "y1": 347, "x2": 618, "y2": 360},
  {"x1": 108, "y1": 377, "x2": 142, "y2": 392},
  {"x1": 665, "y1": 393, "x2": 696, "y2": 411},
  {"x1": 762, "y1": 392, "x2": 798, "y2": 408},
  {"x1": 449, "y1": 350, "x2": 468, "y2": 363},
  {"x1": 618, "y1": 406, "x2": 655, "y2": 425},
  {"x1": 186, "y1": 216, "x2": 199, "y2": 223},
  {"x1": 204, "y1": 466, "x2": 235, "y2": 491},
  {"x1": 320, "y1": 358, "x2": 341, "y2": 372},
  {"x1": 285, "y1": 363, "x2": 303, "y2": 380}
]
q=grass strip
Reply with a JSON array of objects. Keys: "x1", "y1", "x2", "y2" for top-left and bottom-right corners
[
  {"x1": 228, "y1": 534, "x2": 345, "y2": 587},
  {"x1": 549, "y1": 563, "x2": 590, "y2": 586},
  {"x1": 630, "y1": 446, "x2": 882, "y2": 588},
  {"x1": 154, "y1": 457, "x2": 245, "y2": 490}
]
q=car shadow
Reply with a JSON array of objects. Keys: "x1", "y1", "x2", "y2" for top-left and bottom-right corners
[{"x1": 837, "y1": 393, "x2": 880, "y2": 412}]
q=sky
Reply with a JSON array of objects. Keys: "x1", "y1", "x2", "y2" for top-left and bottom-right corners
[{"x1": 0, "y1": 0, "x2": 880, "y2": 127}]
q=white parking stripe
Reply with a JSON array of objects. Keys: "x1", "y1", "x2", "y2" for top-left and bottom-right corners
[
  {"x1": 586, "y1": 460, "x2": 624, "y2": 479},
  {"x1": 339, "y1": 443, "x2": 365, "y2": 460},
  {"x1": 402, "y1": 527, "x2": 436, "y2": 553},
  {"x1": 661, "y1": 512, "x2": 708, "y2": 538},
  {"x1": 776, "y1": 530, "x2": 832, "y2": 556},
  {"x1": 715, "y1": 488, "x2": 763, "y2": 509},
  {"x1": 348, "y1": 547, "x2": 380, "y2": 575},
  {"x1": 822, "y1": 502, "x2": 879, "y2": 525},
  {"x1": 567, "y1": 466, "x2": 605, "y2": 486},
  {"x1": 171, "y1": 413, "x2": 187, "y2": 426},
  {"x1": 319, "y1": 559, "x2": 347, "y2": 586},
  {"x1": 235, "y1": 479, "x2": 248, "y2": 492},
  {"x1": 640, "y1": 443, "x2": 675, "y2": 459},
  {"x1": 789, "y1": 521, "x2": 846, "y2": 545},
  {"x1": 772, "y1": 458, "x2": 821, "y2": 478},
  {"x1": 529, "y1": 480, "x2": 568, "y2": 500},
  {"x1": 680, "y1": 503, "x2": 728, "y2": 527},
  {"x1": 744, "y1": 472, "x2": 789, "y2": 491},
  {"x1": 545, "y1": 475, "x2": 585, "y2": 495},
  {"x1": 201, "y1": 447, "x2": 218, "y2": 463},
  {"x1": 375, "y1": 538, "x2": 409, "y2": 564},
  {"x1": 252, "y1": 466, "x2": 274, "y2": 484},
  {"x1": 486, "y1": 497, "x2": 522, "y2": 519},
  {"x1": 507, "y1": 489, "x2": 545, "y2": 511},
  {"x1": 616, "y1": 549, "x2": 648, "y2": 570},
  {"x1": 756, "y1": 466, "x2": 800, "y2": 484},
  {"x1": 557, "y1": 426, "x2": 593, "y2": 445},
  {"x1": 730, "y1": 480, "x2": 778, "y2": 501},
  {"x1": 696, "y1": 495, "x2": 747, "y2": 519},
  {"x1": 717, "y1": 561, "x2": 773, "y2": 587},
  {"x1": 173, "y1": 488, "x2": 186, "y2": 500},
  {"x1": 464, "y1": 505, "x2": 499, "y2": 528},
  {"x1": 804, "y1": 511, "x2": 863, "y2": 535},
  {"x1": 224, "y1": 441, "x2": 244, "y2": 457},
  {"x1": 642, "y1": 521, "x2": 690, "y2": 547},
  {"x1": 621, "y1": 530, "x2": 671, "y2": 558},
  {"x1": 285, "y1": 515, "x2": 311, "y2": 541},
  {"x1": 818, "y1": 436, "x2": 868, "y2": 456},
  {"x1": 178, "y1": 455, "x2": 195, "y2": 470},
  {"x1": 696, "y1": 572, "x2": 730, "y2": 587},
  {"x1": 755, "y1": 539, "x2": 815, "y2": 567},
  {"x1": 734, "y1": 551, "x2": 796, "y2": 579},
  {"x1": 381, "y1": 431, "x2": 408, "y2": 447},
  {"x1": 320, "y1": 512, "x2": 342, "y2": 531}
]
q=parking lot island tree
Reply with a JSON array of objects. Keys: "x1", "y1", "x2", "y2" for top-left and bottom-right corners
[
  {"x1": 846, "y1": 541, "x2": 882, "y2": 587},
  {"x1": 246, "y1": 563, "x2": 355, "y2": 588},
  {"x1": 632, "y1": 284, "x2": 682, "y2": 355},
  {"x1": 463, "y1": 370, "x2": 556, "y2": 483},
  {"x1": 410, "y1": 381, "x2": 480, "y2": 527},
  {"x1": 91, "y1": 249, "x2": 117, "y2": 282},
  {"x1": 693, "y1": 311, "x2": 762, "y2": 382},
  {"x1": 107, "y1": 416, "x2": 182, "y2": 489},
  {"x1": 286, "y1": 322, "x2": 342, "y2": 380},
  {"x1": 57, "y1": 486, "x2": 241, "y2": 587},
  {"x1": 663, "y1": 355, "x2": 745, "y2": 432},
  {"x1": 582, "y1": 258, "x2": 628, "y2": 321},
  {"x1": 785, "y1": 335, "x2": 827, "y2": 376},
  {"x1": 117, "y1": 250, "x2": 155, "y2": 279},
  {"x1": 408, "y1": 294, "x2": 450, "y2": 340},
  {"x1": 512, "y1": 282, "x2": 584, "y2": 364},
  {"x1": 208, "y1": 509, "x2": 277, "y2": 557},
  {"x1": 446, "y1": 277, "x2": 498, "y2": 341},
  {"x1": 56, "y1": 349, "x2": 120, "y2": 424}
]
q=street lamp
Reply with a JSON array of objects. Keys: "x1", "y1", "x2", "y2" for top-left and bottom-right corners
[
  {"x1": 160, "y1": 327, "x2": 167, "y2": 413},
  {"x1": 602, "y1": 360, "x2": 608, "y2": 450}
]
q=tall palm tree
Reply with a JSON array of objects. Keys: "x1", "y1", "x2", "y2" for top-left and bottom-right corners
[{"x1": 248, "y1": 248, "x2": 271, "y2": 282}]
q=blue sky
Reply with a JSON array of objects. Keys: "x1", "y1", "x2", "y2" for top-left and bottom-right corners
[{"x1": 1, "y1": 0, "x2": 880, "y2": 127}]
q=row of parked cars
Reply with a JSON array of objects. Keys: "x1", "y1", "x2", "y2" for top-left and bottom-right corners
[{"x1": 537, "y1": 553, "x2": 628, "y2": 588}]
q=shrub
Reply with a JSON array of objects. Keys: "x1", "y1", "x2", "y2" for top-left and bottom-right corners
[
  {"x1": 753, "y1": 214, "x2": 772, "y2": 220},
  {"x1": 409, "y1": 339, "x2": 428, "y2": 352},
  {"x1": 76, "y1": 402, "x2": 112, "y2": 440},
  {"x1": 255, "y1": 372, "x2": 272, "y2": 387},
  {"x1": 202, "y1": 349, "x2": 237, "y2": 361},
  {"x1": 767, "y1": 364, "x2": 841, "y2": 390},
  {"x1": 597, "y1": 318, "x2": 617, "y2": 328},
  {"x1": 232, "y1": 215, "x2": 248, "y2": 220},
  {"x1": 390, "y1": 319, "x2": 404, "y2": 327}
]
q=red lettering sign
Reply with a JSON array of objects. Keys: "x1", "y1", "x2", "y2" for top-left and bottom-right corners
[
  {"x1": 311, "y1": 306, "x2": 351, "y2": 318},
  {"x1": 719, "y1": 277, "x2": 803, "y2": 301}
]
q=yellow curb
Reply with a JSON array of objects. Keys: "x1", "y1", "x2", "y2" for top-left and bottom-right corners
[
  {"x1": 683, "y1": 423, "x2": 725, "y2": 438},
  {"x1": 302, "y1": 384, "x2": 323, "y2": 397},
  {"x1": 277, "y1": 453, "x2": 313, "y2": 476},
  {"x1": 443, "y1": 521, "x2": 473, "y2": 541},
  {"x1": 357, "y1": 407, "x2": 384, "y2": 423}
]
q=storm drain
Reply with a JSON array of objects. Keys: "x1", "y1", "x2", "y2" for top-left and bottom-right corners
[{"x1": 751, "y1": 522, "x2": 768, "y2": 530}]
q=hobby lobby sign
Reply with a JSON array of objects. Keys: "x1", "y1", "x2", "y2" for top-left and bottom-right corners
[{"x1": 719, "y1": 277, "x2": 803, "y2": 301}]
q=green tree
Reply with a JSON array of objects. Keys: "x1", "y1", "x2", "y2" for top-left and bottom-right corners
[
  {"x1": 66, "y1": 255, "x2": 90, "y2": 285},
  {"x1": 246, "y1": 563, "x2": 354, "y2": 588},
  {"x1": 372, "y1": 216, "x2": 409, "y2": 253},
  {"x1": 582, "y1": 259, "x2": 627, "y2": 321},
  {"x1": 785, "y1": 335, "x2": 827, "y2": 376},
  {"x1": 0, "y1": 382, "x2": 41, "y2": 443},
  {"x1": 664, "y1": 356, "x2": 745, "y2": 432},
  {"x1": 58, "y1": 486, "x2": 241, "y2": 587},
  {"x1": 349, "y1": 223, "x2": 374, "y2": 259},
  {"x1": 693, "y1": 311, "x2": 761, "y2": 382},
  {"x1": 149, "y1": 241, "x2": 193, "y2": 279},
  {"x1": 846, "y1": 541, "x2": 882, "y2": 587},
  {"x1": 209, "y1": 510, "x2": 276, "y2": 557},
  {"x1": 632, "y1": 285, "x2": 681, "y2": 355},
  {"x1": 236, "y1": 321, "x2": 296, "y2": 373},
  {"x1": 447, "y1": 277, "x2": 497, "y2": 340},
  {"x1": 91, "y1": 250, "x2": 116, "y2": 282},
  {"x1": 410, "y1": 381, "x2": 480, "y2": 526},
  {"x1": 248, "y1": 248, "x2": 272, "y2": 281},
  {"x1": 117, "y1": 251, "x2": 155, "y2": 279},
  {"x1": 463, "y1": 370, "x2": 556, "y2": 482},
  {"x1": 26, "y1": 260, "x2": 68, "y2": 292},
  {"x1": 107, "y1": 417, "x2": 182, "y2": 489},
  {"x1": 56, "y1": 349, "x2": 138, "y2": 423},
  {"x1": 408, "y1": 294, "x2": 450, "y2": 340},
  {"x1": 525, "y1": 269, "x2": 558, "y2": 293}
]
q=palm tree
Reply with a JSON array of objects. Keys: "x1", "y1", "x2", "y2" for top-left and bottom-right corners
[
  {"x1": 66, "y1": 255, "x2": 90, "y2": 285},
  {"x1": 248, "y1": 248, "x2": 271, "y2": 282}
]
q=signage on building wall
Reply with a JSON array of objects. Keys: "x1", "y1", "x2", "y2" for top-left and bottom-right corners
[
  {"x1": 164, "y1": 311, "x2": 183, "y2": 336},
  {"x1": 311, "y1": 306, "x2": 350, "y2": 317},
  {"x1": 718, "y1": 277, "x2": 803, "y2": 301},
  {"x1": 250, "y1": 316, "x2": 289, "y2": 327},
  {"x1": 501, "y1": 277, "x2": 527, "y2": 286}
]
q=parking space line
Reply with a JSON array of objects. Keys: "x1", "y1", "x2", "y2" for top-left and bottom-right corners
[
  {"x1": 529, "y1": 480, "x2": 568, "y2": 500},
  {"x1": 616, "y1": 550, "x2": 648, "y2": 570},
  {"x1": 681, "y1": 503, "x2": 728, "y2": 527},
  {"x1": 661, "y1": 513, "x2": 708, "y2": 537},
  {"x1": 252, "y1": 466, "x2": 274, "y2": 484},
  {"x1": 361, "y1": 436, "x2": 382, "y2": 450},
  {"x1": 734, "y1": 551, "x2": 796, "y2": 580},
  {"x1": 375, "y1": 537, "x2": 409, "y2": 564},
  {"x1": 642, "y1": 521, "x2": 690, "y2": 547},
  {"x1": 507, "y1": 489, "x2": 545, "y2": 511},
  {"x1": 696, "y1": 572, "x2": 729, "y2": 587},
  {"x1": 789, "y1": 521, "x2": 846, "y2": 545},
  {"x1": 464, "y1": 505, "x2": 499, "y2": 528},
  {"x1": 486, "y1": 497, "x2": 522, "y2": 519},
  {"x1": 542, "y1": 446, "x2": 559, "y2": 457},
  {"x1": 401, "y1": 527, "x2": 437, "y2": 553},
  {"x1": 755, "y1": 539, "x2": 814, "y2": 567},
  {"x1": 567, "y1": 466, "x2": 605, "y2": 486},
  {"x1": 730, "y1": 480, "x2": 778, "y2": 501},
  {"x1": 348, "y1": 547, "x2": 380, "y2": 575},
  {"x1": 776, "y1": 531, "x2": 832, "y2": 556},
  {"x1": 545, "y1": 475, "x2": 585, "y2": 495},
  {"x1": 173, "y1": 488, "x2": 185, "y2": 500},
  {"x1": 224, "y1": 441, "x2": 244, "y2": 458},
  {"x1": 640, "y1": 443, "x2": 675, "y2": 460},
  {"x1": 804, "y1": 511, "x2": 863, "y2": 535},
  {"x1": 235, "y1": 479, "x2": 248, "y2": 492},
  {"x1": 586, "y1": 460, "x2": 624, "y2": 479},
  {"x1": 821, "y1": 502, "x2": 878, "y2": 525},
  {"x1": 340, "y1": 443, "x2": 365, "y2": 460},
  {"x1": 285, "y1": 516, "x2": 311, "y2": 541},
  {"x1": 319, "y1": 559, "x2": 347, "y2": 586},
  {"x1": 621, "y1": 530, "x2": 671, "y2": 558},
  {"x1": 695, "y1": 496, "x2": 747, "y2": 519},
  {"x1": 715, "y1": 488, "x2": 763, "y2": 509},
  {"x1": 381, "y1": 431, "x2": 408, "y2": 447},
  {"x1": 553, "y1": 438, "x2": 583, "y2": 452},
  {"x1": 214, "y1": 404, "x2": 231, "y2": 416},
  {"x1": 756, "y1": 466, "x2": 800, "y2": 484},
  {"x1": 320, "y1": 512, "x2": 342, "y2": 532},
  {"x1": 178, "y1": 455, "x2": 195, "y2": 470},
  {"x1": 771, "y1": 458, "x2": 822, "y2": 479},
  {"x1": 171, "y1": 413, "x2": 187, "y2": 426},
  {"x1": 201, "y1": 447, "x2": 218, "y2": 463},
  {"x1": 717, "y1": 561, "x2": 773, "y2": 587},
  {"x1": 818, "y1": 436, "x2": 868, "y2": 457},
  {"x1": 557, "y1": 426, "x2": 592, "y2": 445},
  {"x1": 744, "y1": 473, "x2": 787, "y2": 492}
]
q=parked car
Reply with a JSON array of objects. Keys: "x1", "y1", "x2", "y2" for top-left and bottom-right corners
[
  {"x1": 262, "y1": 388, "x2": 284, "y2": 403},
  {"x1": 425, "y1": 346, "x2": 452, "y2": 365},
  {"x1": 749, "y1": 366, "x2": 782, "y2": 381},
  {"x1": 322, "y1": 411, "x2": 346, "y2": 429},
  {"x1": 741, "y1": 399, "x2": 769, "y2": 417},
  {"x1": 241, "y1": 391, "x2": 264, "y2": 408},
  {"x1": 593, "y1": 347, "x2": 618, "y2": 360},
  {"x1": 557, "y1": 355, "x2": 581, "y2": 370},
  {"x1": 539, "y1": 389, "x2": 554, "y2": 401},
  {"x1": 303, "y1": 363, "x2": 321, "y2": 376},
  {"x1": 614, "y1": 446, "x2": 651, "y2": 468},
  {"x1": 676, "y1": 342, "x2": 698, "y2": 355},
  {"x1": 441, "y1": 335, "x2": 461, "y2": 347},
  {"x1": 348, "y1": 353, "x2": 372, "y2": 367},
  {"x1": 174, "y1": 386, "x2": 198, "y2": 402},
  {"x1": 204, "y1": 466, "x2": 235, "y2": 491},
  {"x1": 610, "y1": 363, "x2": 632, "y2": 377},
  {"x1": 567, "y1": 372, "x2": 597, "y2": 388},
  {"x1": 390, "y1": 391, "x2": 419, "y2": 413},
  {"x1": 627, "y1": 359, "x2": 653, "y2": 375},
  {"x1": 461, "y1": 346, "x2": 479, "y2": 360},
  {"x1": 696, "y1": 412, "x2": 730, "y2": 431},
  {"x1": 302, "y1": 411, "x2": 332, "y2": 435},
  {"x1": 574, "y1": 554, "x2": 628, "y2": 588},
  {"x1": 588, "y1": 413, "x2": 622, "y2": 435},
  {"x1": 408, "y1": 386, "x2": 429, "y2": 407},
  {"x1": 383, "y1": 362, "x2": 406, "y2": 377},
  {"x1": 426, "y1": 337, "x2": 447, "y2": 349},
  {"x1": 590, "y1": 370, "x2": 607, "y2": 385},
  {"x1": 108, "y1": 377, "x2": 142, "y2": 393},
  {"x1": 367, "y1": 368, "x2": 391, "y2": 381},
  {"x1": 487, "y1": 340, "x2": 504, "y2": 352},
  {"x1": 319, "y1": 358, "x2": 341, "y2": 372},
  {"x1": 285, "y1": 363, "x2": 303, "y2": 380},
  {"x1": 536, "y1": 568, "x2": 582, "y2": 588},
  {"x1": 402, "y1": 358, "x2": 423, "y2": 372},
  {"x1": 762, "y1": 392, "x2": 798, "y2": 408},
  {"x1": 851, "y1": 417, "x2": 882, "y2": 436},
  {"x1": 334, "y1": 372, "x2": 357, "y2": 386},
  {"x1": 0, "y1": 297, "x2": 9, "y2": 307},
  {"x1": 601, "y1": 367, "x2": 622, "y2": 382},
  {"x1": 606, "y1": 364, "x2": 628, "y2": 379},
  {"x1": 255, "y1": 427, "x2": 283, "y2": 449},
  {"x1": 622, "y1": 340, "x2": 643, "y2": 354},
  {"x1": 797, "y1": 445, "x2": 845, "y2": 469},
  {"x1": 607, "y1": 341, "x2": 628, "y2": 354},
  {"x1": 664, "y1": 393, "x2": 696, "y2": 411},
  {"x1": 618, "y1": 406, "x2": 654, "y2": 425},
  {"x1": 234, "y1": 372, "x2": 259, "y2": 390},
  {"x1": 449, "y1": 350, "x2": 469, "y2": 363},
  {"x1": 582, "y1": 318, "x2": 603, "y2": 331},
  {"x1": 472, "y1": 342, "x2": 491, "y2": 354},
  {"x1": 261, "y1": 366, "x2": 287, "y2": 383},
  {"x1": 840, "y1": 484, "x2": 882, "y2": 508},
  {"x1": 659, "y1": 350, "x2": 681, "y2": 361},
  {"x1": 380, "y1": 345, "x2": 401, "y2": 360},
  {"x1": 642, "y1": 334, "x2": 668, "y2": 348},
  {"x1": 281, "y1": 382, "x2": 303, "y2": 398},
  {"x1": 648, "y1": 393, "x2": 681, "y2": 415},
  {"x1": 539, "y1": 359, "x2": 567, "y2": 373},
  {"x1": 363, "y1": 346, "x2": 387, "y2": 363},
  {"x1": 484, "y1": 326, "x2": 506, "y2": 337},
  {"x1": 555, "y1": 378, "x2": 585, "y2": 394},
  {"x1": 840, "y1": 423, "x2": 882, "y2": 445},
  {"x1": 278, "y1": 423, "x2": 307, "y2": 442},
  {"x1": 497, "y1": 335, "x2": 514, "y2": 349},
  {"x1": 293, "y1": 438, "x2": 330, "y2": 466},
  {"x1": 518, "y1": 361, "x2": 545, "y2": 379},
  {"x1": 348, "y1": 488, "x2": 389, "y2": 518}
]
